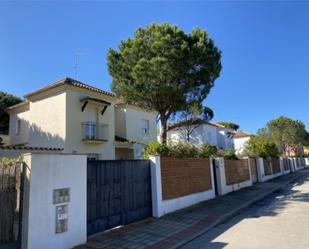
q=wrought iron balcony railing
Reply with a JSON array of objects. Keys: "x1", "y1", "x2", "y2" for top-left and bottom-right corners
[{"x1": 82, "y1": 122, "x2": 108, "y2": 142}]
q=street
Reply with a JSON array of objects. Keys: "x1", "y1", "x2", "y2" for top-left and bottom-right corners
[{"x1": 181, "y1": 172, "x2": 309, "y2": 249}]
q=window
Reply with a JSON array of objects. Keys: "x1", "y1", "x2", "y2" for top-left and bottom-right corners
[
  {"x1": 84, "y1": 123, "x2": 96, "y2": 140},
  {"x1": 16, "y1": 119, "x2": 21, "y2": 135},
  {"x1": 141, "y1": 119, "x2": 149, "y2": 135}
]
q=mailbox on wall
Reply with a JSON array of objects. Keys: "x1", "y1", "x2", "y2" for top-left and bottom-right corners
[
  {"x1": 53, "y1": 188, "x2": 70, "y2": 204},
  {"x1": 53, "y1": 188, "x2": 70, "y2": 234},
  {"x1": 55, "y1": 204, "x2": 68, "y2": 233}
]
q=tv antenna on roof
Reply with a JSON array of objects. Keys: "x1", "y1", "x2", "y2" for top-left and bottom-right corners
[{"x1": 73, "y1": 53, "x2": 82, "y2": 79}]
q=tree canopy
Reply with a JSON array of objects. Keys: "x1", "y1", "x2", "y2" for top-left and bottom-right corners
[
  {"x1": 244, "y1": 133, "x2": 280, "y2": 158},
  {"x1": 266, "y1": 116, "x2": 309, "y2": 156},
  {"x1": 107, "y1": 23, "x2": 221, "y2": 143},
  {"x1": 217, "y1": 122, "x2": 239, "y2": 131},
  {"x1": 244, "y1": 116, "x2": 309, "y2": 157},
  {"x1": 0, "y1": 91, "x2": 22, "y2": 134}
]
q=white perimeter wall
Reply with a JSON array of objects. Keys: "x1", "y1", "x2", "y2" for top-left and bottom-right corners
[
  {"x1": 214, "y1": 157, "x2": 252, "y2": 196},
  {"x1": 150, "y1": 156, "x2": 215, "y2": 217},
  {"x1": 22, "y1": 153, "x2": 87, "y2": 249},
  {"x1": 256, "y1": 158, "x2": 285, "y2": 183}
]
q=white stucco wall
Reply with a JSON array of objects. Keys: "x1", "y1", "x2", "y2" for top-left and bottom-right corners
[
  {"x1": 125, "y1": 107, "x2": 156, "y2": 143},
  {"x1": 167, "y1": 124, "x2": 219, "y2": 148},
  {"x1": 202, "y1": 125, "x2": 218, "y2": 147},
  {"x1": 9, "y1": 107, "x2": 30, "y2": 145},
  {"x1": 64, "y1": 89, "x2": 116, "y2": 159},
  {"x1": 124, "y1": 107, "x2": 157, "y2": 158},
  {"x1": 167, "y1": 130, "x2": 180, "y2": 144},
  {"x1": 167, "y1": 124, "x2": 235, "y2": 150},
  {"x1": 216, "y1": 129, "x2": 234, "y2": 150},
  {"x1": 28, "y1": 91, "x2": 66, "y2": 148},
  {"x1": 22, "y1": 153, "x2": 87, "y2": 249},
  {"x1": 114, "y1": 106, "x2": 127, "y2": 139},
  {"x1": 150, "y1": 156, "x2": 215, "y2": 217},
  {"x1": 234, "y1": 137, "x2": 250, "y2": 154},
  {"x1": 8, "y1": 84, "x2": 157, "y2": 160}
]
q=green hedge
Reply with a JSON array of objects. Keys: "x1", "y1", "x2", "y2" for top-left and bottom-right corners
[{"x1": 143, "y1": 142, "x2": 237, "y2": 159}]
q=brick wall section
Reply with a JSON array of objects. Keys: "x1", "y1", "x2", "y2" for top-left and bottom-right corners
[
  {"x1": 224, "y1": 159, "x2": 250, "y2": 185},
  {"x1": 160, "y1": 158, "x2": 212, "y2": 200},
  {"x1": 271, "y1": 158, "x2": 281, "y2": 174},
  {"x1": 263, "y1": 159, "x2": 272, "y2": 176}
]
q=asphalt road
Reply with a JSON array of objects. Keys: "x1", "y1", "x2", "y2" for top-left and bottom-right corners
[{"x1": 180, "y1": 172, "x2": 309, "y2": 249}]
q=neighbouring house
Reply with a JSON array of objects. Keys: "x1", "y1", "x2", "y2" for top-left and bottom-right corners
[
  {"x1": 284, "y1": 145, "x2": 303, "y2": 157},
  {"x1": 2, "y1": 77, "x2": 157, "y2": 160},
  {"x1": 167, "y1": 120, "x2": 236, "y2": 150},
  {"x1": 233, "y1": 131, "x2": 252, "y2": 155}
]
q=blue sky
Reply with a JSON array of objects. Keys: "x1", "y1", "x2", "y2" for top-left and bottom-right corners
[{"x1": 1, "y1": 1, "x2": 309, "y2": 133}]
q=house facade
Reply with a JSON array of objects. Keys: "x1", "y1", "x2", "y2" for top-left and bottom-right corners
[
  {"x1": 5, "y1": 78, "x2": 157, "y2": 160},
  {"x1": 167, "y1": 121, "x2": 235, "y2": 150},
  {"x1": 233, "y1": 131, "x2": 252, "y2": 155}
]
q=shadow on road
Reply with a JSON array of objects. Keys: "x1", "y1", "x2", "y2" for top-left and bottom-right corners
[{"x1": 180, "y1": 173, "x2": 309, "y2": 249}]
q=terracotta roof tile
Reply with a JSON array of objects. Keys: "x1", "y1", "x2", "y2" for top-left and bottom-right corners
[
  {"x1": 233, "y1": 131, "x2": 252, "y2": 139},
  {"x1": 0, "y1": 145, "x2": 63, "y2": 151},
  {"x1": 24, "y1": 77, "x2": 115, "y2": 99}
]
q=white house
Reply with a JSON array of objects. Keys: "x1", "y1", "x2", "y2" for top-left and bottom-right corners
[
  {"x1": 233, "y1": 131, "x2": 252, "y2": 155},
  {"x1": 167, "y1": 120, "x2": 235, "y2": 150},
  {"x1": 2, "y1": 77, "x2": 157, "y2": 160}
]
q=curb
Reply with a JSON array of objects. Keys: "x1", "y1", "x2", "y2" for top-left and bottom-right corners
[{"x1": 171, "y1": 171, "x2": 306, "y2": 249}]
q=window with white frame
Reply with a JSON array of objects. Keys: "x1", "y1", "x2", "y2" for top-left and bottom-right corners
[
  {"x1": 141, "y1": 119, "x2": 149, "y2": 135},
  {"x1": 16, "y1": 119, "x2": 21, "y2": 135}
]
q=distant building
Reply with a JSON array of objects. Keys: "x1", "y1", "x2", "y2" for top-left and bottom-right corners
[
  {"x1": 167, "y1": 120, "x2": 235, "y2": 150},
  {"x1": 233, "y1": 131, "x2": 252, "y2": 155}
]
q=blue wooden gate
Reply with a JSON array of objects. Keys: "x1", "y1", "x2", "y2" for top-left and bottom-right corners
[{"x1": 87, "y1": 160, "x2": 152, "y2": 236}]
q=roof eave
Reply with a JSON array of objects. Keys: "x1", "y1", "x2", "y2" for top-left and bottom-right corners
[{"x1": 5, "y1": 101, "x2": 30, "y2": 113}]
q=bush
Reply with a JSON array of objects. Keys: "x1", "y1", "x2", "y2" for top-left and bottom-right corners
[
  {"x1": 244, "y1": 136, "x2": 279, "y2": 158},
  {"x1": 142, "y1": 141, "x2": 170, "y2": 159},
  {"x1": 169, "y1": 142, "x2": 199, "y2": 158},
  {"x1": 0, "y1": 157, "x2": 20, "y2": 168},
  {"x1": 143, "y1": 142, "x2": 200, "y2": 159},
  {"x1": 143, "y1": 142, "x2": 233, "y2": 159},
  {"x1": 199, "y1": 144, "x2": 217, "y2": 157},
  {"x1": 217, "y1": 149, "x2": 238, "y2": 160}
]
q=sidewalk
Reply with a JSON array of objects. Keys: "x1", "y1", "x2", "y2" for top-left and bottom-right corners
[{"x1": 75, "y1": 169, "x2": 308, "y2": 249}]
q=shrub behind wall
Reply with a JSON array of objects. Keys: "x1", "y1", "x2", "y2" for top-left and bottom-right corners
[{"x1": 143, "y1": 142, "x2": 234, "y2": 159}]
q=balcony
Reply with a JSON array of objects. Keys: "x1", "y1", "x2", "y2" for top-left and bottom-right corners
[{"x1": 82, "y1": 122, "x2": 108, "y2": 143}]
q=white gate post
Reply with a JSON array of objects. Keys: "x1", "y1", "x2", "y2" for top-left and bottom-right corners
[
  {"x1": 21, "y1": 153, "x2": 87, "y2": 249},
  {"x1": 279, "y1": 157, "x2": 284, "y2": 175},
  {"x1": 149, "y1": 156, "x2": 163, "y2": 218},
  {"x1": 214, "y1": 157, "x2": 226, "y2": 195}
]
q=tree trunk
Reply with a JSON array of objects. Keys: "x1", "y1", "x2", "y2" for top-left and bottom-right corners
[
  {"x1": 186, "y1": 129, "x2": 190, "y2": 143},
  {"x1": 159, "y1": 115, "x2": 168, "y2": 144}
]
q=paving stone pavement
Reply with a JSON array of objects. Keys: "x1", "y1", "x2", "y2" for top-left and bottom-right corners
[{"x1": 74, "y1": 169, "x2": 308, "y2": 249}]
